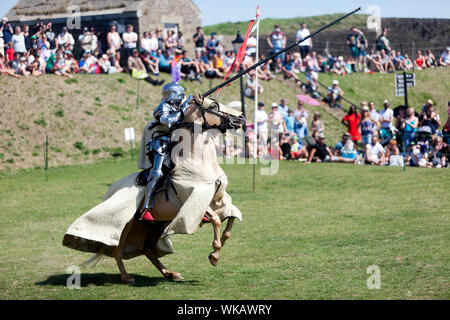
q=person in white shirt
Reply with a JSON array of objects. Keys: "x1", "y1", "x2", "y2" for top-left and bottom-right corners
[
  {"x1": 379, "y1": 100, "x2": 393, "y2": 140},
  {"x1": 12, "y1": 26, "x2": 26, "y2": 54},
  {"x1": 122, "y1": 24, "x2": 138, "y2": 59},
  {"x1": 439, "y1": 47, "x2": 450, "y2": 66},
  {"x1": 296, "y1": 23, "x2": 312, "y2": 59},
  {"x1": 278, "y1": 98, "x2": 289, "y2": 118},
  {"x1": 365, "y1": 135, "x2": 387, "y2": 165},
  {"x1": 246, "y1": 36, "x2": 257, "y2": 56},
  {"x1": 0, "y1": 32, "x2": 5, "y2": 57},
  {"x1": 57, "y1": 27, "x2": 75, "y2": 51},
  {"x1": 255, "y1": 102, "x2": 269, "y2": 156}
]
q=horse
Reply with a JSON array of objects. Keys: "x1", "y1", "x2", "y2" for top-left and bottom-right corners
[{"x1": 63, "y1": 97, "x2": 245, "y2": 285}]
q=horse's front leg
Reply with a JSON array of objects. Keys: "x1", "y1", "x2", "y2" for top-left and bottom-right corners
[
  {"x1": 221, "y1": 217, "x2": 235, "y2": 247},
  {"x1": 145, "y1": 250, "x2": 184, "y2": 281},
  {"x1": 206, "y1": 211, "x2": 222, "y2": 266}
]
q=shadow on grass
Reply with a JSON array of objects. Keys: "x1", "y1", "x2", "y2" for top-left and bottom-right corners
[{"x1": 35, "y1": 273, "x2": 198, "y2": 288}]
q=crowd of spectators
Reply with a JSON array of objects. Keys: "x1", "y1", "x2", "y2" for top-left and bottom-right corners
[{"x1": 248, "y1": 96, "x2": 449, "y2": 169}]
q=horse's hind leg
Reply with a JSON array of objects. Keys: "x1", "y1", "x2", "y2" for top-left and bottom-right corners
[
  {"x1": 113, "y1": 221, "x2": 135, "y2": 285},
  {"x1": 221, "y1": 217, "x2": 235, "y2": 247},
  {"x1": 145, "y1": 251, "x2": 184, "y2": 281},
  {"x1": 207, "y1": 211, "x2": 222, "y2": 266}
]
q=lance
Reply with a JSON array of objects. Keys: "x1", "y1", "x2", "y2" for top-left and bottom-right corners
[{"x1": 202, "y1": 7, "x2": 362, "y2": 98}]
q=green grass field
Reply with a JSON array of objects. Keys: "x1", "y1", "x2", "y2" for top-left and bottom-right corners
[{"x1": 0, "y1": 157, "x2": 448, "y2": 299}]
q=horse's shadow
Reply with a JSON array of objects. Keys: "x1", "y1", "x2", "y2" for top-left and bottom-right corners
[{"x1": 35, "y1": 273, "x2": 198, "y2": 288}]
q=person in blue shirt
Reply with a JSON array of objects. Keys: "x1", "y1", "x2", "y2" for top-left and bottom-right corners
[
  {"x1": 153, "y1": 48, "x2": 172, "y2": 73},
  {"x1": 284, "y1": 109, "x2": 296, "y2": 133}
]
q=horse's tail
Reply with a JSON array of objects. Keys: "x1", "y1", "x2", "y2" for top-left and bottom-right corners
[{"x1": 81, "y1": 254, "x2": 104, "y2": 268}]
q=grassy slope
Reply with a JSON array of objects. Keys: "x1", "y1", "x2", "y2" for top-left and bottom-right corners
[
  {"x1": 203, "y1": 13, "x2": 369, "y2": 36},
  {"x1": 0, "y1": 68, "x2": 448, "y2": 171},
  {"x1": 0, "y1": 158, "x2": 448, "y2": 299}
]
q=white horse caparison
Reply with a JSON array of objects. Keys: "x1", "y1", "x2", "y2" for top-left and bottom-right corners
[{"x1": 110, "y1": 99, "x2": 244, "y2": 284}]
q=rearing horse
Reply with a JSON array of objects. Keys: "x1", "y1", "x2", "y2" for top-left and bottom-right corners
[{"x1": 63, "y1": 97, "x2": 245, "y2": 285}]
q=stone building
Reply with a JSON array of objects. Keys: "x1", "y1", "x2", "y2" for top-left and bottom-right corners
[{"x1": 5, "y1": 0, "x2": 202, "y2": 52}]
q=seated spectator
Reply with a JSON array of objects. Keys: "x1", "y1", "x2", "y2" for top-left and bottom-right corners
[
  {"x1": 331, "y1": 56, "x2": 347, "y2": 75},
  {"x1": 57, "y1": 26, "x2": 75, "y2": 51},
  {"x1": 282, "y1": 53, "x2": 299, "y2": 83},
  {"x1": 439, "y1": 47, "x2": 450, "y2": 67},
  {"x1": 419, "y1": 104, "x2": 441, "y2": 135},
  {"x1": 429, "y1": 136, "x2": 447, "y2": 168},
  {"x1": 403, "y1": 54, "x2": 413, "y2": 71},
  {"x1": 342, "y1": 105, "x2": 361, "y2": 144},
  {"x1": 414, "y1": 50, "x2": 426, "y2": 70},
  {"x1": 0, "y1": 52, "x2": 19, "y2": 77},
  {"x1": 369, "y1": 51, "x2": 385, "y2": 73},
  {"x1": 311, "y1": 112, "x2": 324, "y2": 136},
  {"x1": 107, "y1": 48, "x2": 123, "y2": 73},
  {"x1": 98, "y1": 53, "x2": 112, "y2": 74},
  {"x1": 244, "y1": 73, "x2": 263, "y2": 98},
  {"x1": 393, "y1": 51, "x2": 406, "y2": 70},
  {"x1": 385, "y1": 139, "x2": 403, "y2": 166},
  {"x1": 324, "y1": 80, "x2": 344, "y2": 108},
  {"x1": 307, "y1": 133, "x2": 356, "y2": 164},
  {"x1": 380, "y1": 49, "x2": 395, "y2": 72},
  {"x1": 425, "y1": 49, "x2": 437, "y2": 68},
  {"x1": 223, "y1": 50, "x2": 235, "y2": 71},
  {"x1": 79, "y1": 49, "x2": 98, "y2": 74},
  {"x1": 9, "y1": 52, "x2": 20, "y2": 73},
  {"x1": 334, "y1": 133, "x2": 358, "y2": 161},
  {"x1": 141, "y1": 50, "x2": 159, "y2": 75},
  {"x1": 153, "y1": 48, "x2": 172, "y2": 73},
  {"x1": 289, "y1": 135, "x2": 308, "y2": 160},
  {"x1": 178, "y1": 49, "x2": 202, "y2": 82},
  {"x1": 304, "y1": 68, "x2": 319, "y2": 98},
  {"x1": 258, "y1": 54, "x2": 275, "y2": 81},
  {"x1": 365, "y1": 135, "x2": 387, "y2": 165},
  {"x1": 52, "y1": 52, "x2": 73, "y2": 78},
  {"x1": 409, "y1": 143, "x2": 432, "y2": 168},
  {"x1": 128, "y1": 49, "x2": 164, "y2": 85}
]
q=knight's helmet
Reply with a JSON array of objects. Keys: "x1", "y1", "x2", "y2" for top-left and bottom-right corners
[{"x1": 161, "y1": 82, "x2": 185, "y2": 107}]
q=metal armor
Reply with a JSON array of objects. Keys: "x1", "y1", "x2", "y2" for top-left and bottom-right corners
[{"x1": 140, "y1": 83, "x2": 191, "y2": 220}]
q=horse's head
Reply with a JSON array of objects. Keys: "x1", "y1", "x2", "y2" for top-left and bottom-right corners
[{"x1": 183, "y1": 96, "x2": 246, "y2": 133}]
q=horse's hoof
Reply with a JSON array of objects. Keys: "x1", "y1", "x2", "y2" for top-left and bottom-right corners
[
  {"x1": 121, "y1": 276, "x2": 135, "y2": 285},
  {"x1": 209, "y1": 253, "x2": 219, "y2": 266},
  {"x1": 165, "y1": 272, "x2": 184, "y2": 282}
]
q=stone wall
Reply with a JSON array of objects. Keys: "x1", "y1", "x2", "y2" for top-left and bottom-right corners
[
  {"x1": 138, "y1": 0, "x2": 201, "y2": 54},
  {"x1": 256, "y1": 18, "x2": 450, "y2": 59}
]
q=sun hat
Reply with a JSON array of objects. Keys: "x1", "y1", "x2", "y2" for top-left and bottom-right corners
[
  {"x1": 332, "y1": 80, "x2": 339, "y2": 85},
  {"x1": 362, "y1": 106, "x2": 369, "y2": 112},
  {"x1": 271, "y1": 102, "x2": 278, "y2": 108},
  {"x1": 383, "y1": 99, "x2": 389, "y2": 104},
  {"x1": 426, "y1": 99, "x2": 433, "y2": 105}
]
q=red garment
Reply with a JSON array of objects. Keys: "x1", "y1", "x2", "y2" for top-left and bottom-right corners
[
  {"x1": 344, "y1": 113, "x2": 361, "y2": 141},
  {"x1": 6, "y1": 48, "x2": 15, "y2": 62},
  {"x1": 416, "y1": 57, "x2": 425, "y2": 67}
]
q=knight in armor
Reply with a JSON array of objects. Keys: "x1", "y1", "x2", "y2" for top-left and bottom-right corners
[{"x1": 139, "y1": 82, "x2": 192, "y2": 221}]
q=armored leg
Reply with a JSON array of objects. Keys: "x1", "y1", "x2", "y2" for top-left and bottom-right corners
[{"x1": 140, "y1": 153, "x2": 165, "y2": 221}]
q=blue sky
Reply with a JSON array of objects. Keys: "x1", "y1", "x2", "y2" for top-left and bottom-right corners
[{"x1": 1, "y1": 0, "x2": 449, "y2": 26}]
